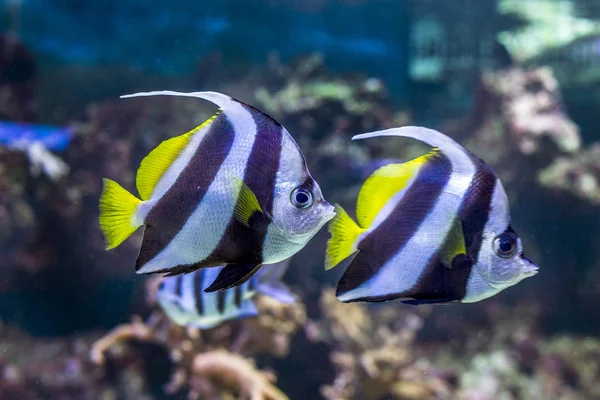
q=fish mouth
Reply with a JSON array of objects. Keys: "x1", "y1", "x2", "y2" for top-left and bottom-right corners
[
  {"x1": 520, "y1": 253, "x2": 538, "y2": 277},
  {"x1": 322, "y1": 201, "x2": 337, "y2": 221}
]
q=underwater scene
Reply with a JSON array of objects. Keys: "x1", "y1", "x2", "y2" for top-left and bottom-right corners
[{"x1": 1, "y1": 0, "x2": 600, "y2": 399}]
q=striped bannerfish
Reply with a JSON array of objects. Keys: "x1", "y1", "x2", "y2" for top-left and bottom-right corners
[
  {"x1": 326, "y1": 126, "x2": 539, "y2": 304},
  {"x1": 157, "y1": 259, "x2": 295, "y2": 329},
  {"x1": 99, "y1": 91, "x2": 335, "y2": 292}
]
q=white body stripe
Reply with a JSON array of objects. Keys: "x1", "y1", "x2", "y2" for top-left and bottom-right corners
[
  {"x1": 181, "y1": 274, "x2": 198, "y2": 321},
  {"x1": 262, "y1": 130, "x2": 309, "y2": 262},
  {"x1": 339, "y1": 126, "x2": 477, "y2": 301},
  {"x1": 137, "y1": 101, "x2": 258, "y2": 273},
  {"x1": 464, "y1": 179, "x2": 511, "y2": 302}
]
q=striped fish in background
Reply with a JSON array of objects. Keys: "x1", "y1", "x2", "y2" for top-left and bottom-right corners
[
  {"x1": 326, "y1": 126, "x2": 538, "y2": 304},
  {"x1": 99, "y1": 91, "x2": 335, "y2": 292},
  {"x1": 157, "y1": 259, "x2": 294, "y2": 329}
]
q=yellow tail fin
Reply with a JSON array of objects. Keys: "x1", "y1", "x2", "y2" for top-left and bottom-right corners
[
  {"x1": 99, "y1": 178, "x2": 143, "y2": 250},
  {"x1": 325, "y1": 204, "x2": 365, "y2": 270}
]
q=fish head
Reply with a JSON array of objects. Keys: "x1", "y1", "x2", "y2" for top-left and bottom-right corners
[
  {"x1": 475, "y1": 181, "x2": 538, "y2": 291},
  {"x1": 270, "y1": 131, "x2": 336, "y2": 243}
]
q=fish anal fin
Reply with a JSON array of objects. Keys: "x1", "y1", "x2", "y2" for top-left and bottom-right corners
[
  {"x1": 135, "y1": 115, "x2": 218, "y2": 200},
  {"x1": 356, "y1": 154, "x2": 433, "y2": 228},
  {"x1": 401, "y1": 298, "x2": 457, "y2": 305},
  {"x1": 204, "y1": 263, "x2": 262, "y2": 292},
  {"x1": 234, "y1": 180, "x2": 264, "y2": 227},
  {"x1": 438, "y1": 218, "x2": 468, "y2": 269},
  {"x1": 325, "y1": 204, "x2": 364, "y2": 270},
  {"x1": 335, "y1": 252, "x2": 381, "y2": 301}
]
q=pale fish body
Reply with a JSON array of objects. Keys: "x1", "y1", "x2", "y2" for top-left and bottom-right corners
[
  {"x1": 157, "y1": 259, "x2": 295, "y2": 329},
  {"x1": 99, "y1": 91, "x2": 335, "y2": 292},
  {"x1": 326, "y1": 126, "x2": 538, "y2": 304}
]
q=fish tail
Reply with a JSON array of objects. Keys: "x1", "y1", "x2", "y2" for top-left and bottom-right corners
[
  {"x1": 325, "y1": 204, "x2": 364, "y2": 270},
  {"x1": 99, "y1": 178, "x2": 143, "y2": 250}
]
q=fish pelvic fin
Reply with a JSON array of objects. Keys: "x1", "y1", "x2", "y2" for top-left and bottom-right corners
[
  {"x1": 204, "y1": 262, "x2": 262, "y2": 292},
  {"x1": 438, "y1": 217, "x2": 468, "y2": 269},
  {"x1": 234, "y1": 179, "x2": 265, "y2": 227},
  {"x1": 136, "y1": 114, "x2": 218, "y2": 200},
  {"x1": 99, "y1": 178, "x2": 143, "y2": 250},
  {"x1": 325, "y1": 204, "x2": 364, "y2": 270}
]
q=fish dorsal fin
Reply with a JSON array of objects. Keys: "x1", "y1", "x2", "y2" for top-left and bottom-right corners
[
  {"x1": 135, "y1": 117, "x2": 217, "y2": 200},
  {"x1": 234, "y1": 180, "x2": 265, "y2": 227},
  {"x1": 121, "y1": 90, "x2": 234, "y2": 110},
  {"x1": 353, "y1": 126, "x2": 463, "y2": 156},
  {"x1": 353, "y1": 126, "x2": 473, "y2": 176},
  {"x1": 438, "y1": 217, "x2": 468, "y2": 269},
  {"x1": 356, "y1": 153, "x2": 432, "y2": 228}
]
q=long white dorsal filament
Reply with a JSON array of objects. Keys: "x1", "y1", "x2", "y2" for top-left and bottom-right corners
[{"x1": 121, "y1": 90, "x2": 233, "y2": 109}]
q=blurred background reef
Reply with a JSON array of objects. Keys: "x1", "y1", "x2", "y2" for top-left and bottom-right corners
[{"x1": 1, "y1": 0, "x2": 600, "y2": 399}]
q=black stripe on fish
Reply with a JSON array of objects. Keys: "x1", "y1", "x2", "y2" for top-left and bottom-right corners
[
  {"x1": 203, "y1": 104, "x2": 284, "y2": 284},
  {"x1": 336, "y1": 152, "x2": 453, "y2": 299},
  {"x1": 458, "y1": 155, "x2": 497, "y2": 263},
  {"x1": 234, "y1": 285, "x2": 243, "y2": 308},
  {"x1": 242, "y1": 103, "x2": 283, "y2": 216},
  {"x1": 174, "y1": 275, "x2": 183, "y2": 298},
  {"x1": 399, "y1": 156, "x2": 495, "y2": 303},
  {"x1": 247, "y1": 275, "x2": 256, "y2": 292},
  {"x1": 135, "y1": 114, "x2": 236, "y2": 272},
  {"x1": 398, "y1": 253, "x2": 473, "y2": 304},
  {"x1": 217, "y1": 289, "x2": 226, "y2": 314},
  {"x1": 194, "y1": 269, "x2": 204, "y2": 315}
]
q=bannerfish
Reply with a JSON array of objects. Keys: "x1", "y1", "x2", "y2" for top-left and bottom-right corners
[
  {"x1": 99, "y1": 91, "x2": 335, "y2": 292},
  {"x1": 157, "y1": 259, "x2": 295, "y2": 329},
  {"x1": 325, "y1": 126, "x2": 539, "y2": 304}
]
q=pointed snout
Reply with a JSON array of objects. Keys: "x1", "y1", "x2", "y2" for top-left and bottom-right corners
[
  {"x1": 521, "y1": 253, "x2": 539, "y2": 277},
  {"x1": 320, "y1": 200, "x2": 336, "y2": 221}
]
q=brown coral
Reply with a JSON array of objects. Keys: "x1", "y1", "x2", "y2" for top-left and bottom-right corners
[
  {"x1": 314, "y1": 289, "x2": 449, "y2": 400},
  {"x1": 89, "y1": 277, "x2": 307, "y2": 399},
  {"x1": 190, "y1": 350, "x2": 288, "y2": 400}
]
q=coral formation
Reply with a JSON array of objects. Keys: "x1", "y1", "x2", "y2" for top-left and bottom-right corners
[
  {"x1": 88, "y1": 279, "x2": 306, "y2": 399},
  {"x1": 311, "y1": 290, "x2": 451, "y2": 400},
  {"x1": 539, "y1": 144, "x2": 600, "y2": 205},
  {"x1": 497, "y1": 0, "x2": 600, "y2": 63}
]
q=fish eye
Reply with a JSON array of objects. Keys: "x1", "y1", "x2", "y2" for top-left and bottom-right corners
[
  {"x1": 493, "y1": 233, "x2": 518, "y2": 258},
  {"x1": 291, "y1": 187, "x2": 314, "y2": 209}
]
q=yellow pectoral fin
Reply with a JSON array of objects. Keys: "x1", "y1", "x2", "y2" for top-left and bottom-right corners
[
  {"x1": 99, "y1": 178, "x2": 143, "y2": 250},
  {"x1": 135, "y1": 113, "x2": 219, "y2": 200},
  {"x1": 438, "y1": 217, "x2": 467, "y2": 269},
  {"x1": 325, "y1": 204, "x2": 364, "y2": 270},
  {"x1": 234, "y1": 180, "x2": 264, "y2": 227}
]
